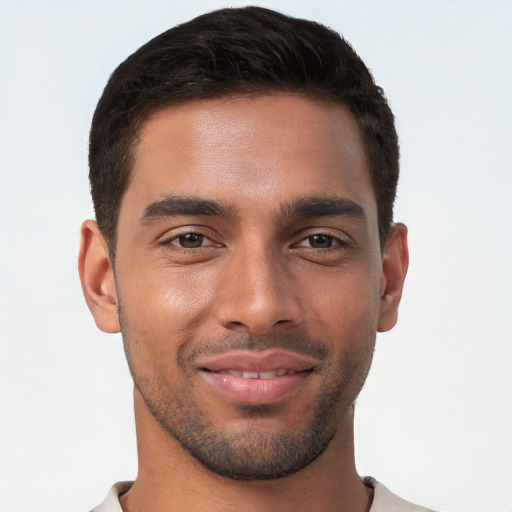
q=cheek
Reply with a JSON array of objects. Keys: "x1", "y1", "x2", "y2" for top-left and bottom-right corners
[
  {"x1": 117, "y1": 265, "x2": 217, "y2": 360},
  {"x1": 124, "y1": 263, "x2": 215, "y2": 314},
  {"x1": 304, "y1": 267, "x2": 381, "y2": 349}
]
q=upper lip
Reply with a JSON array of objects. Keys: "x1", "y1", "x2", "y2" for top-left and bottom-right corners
[{"x1": 196, "y1": 350, "x2": 318, "y2": 373}]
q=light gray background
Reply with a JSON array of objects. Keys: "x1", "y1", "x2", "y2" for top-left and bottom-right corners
[{"x1": 1, "y1": 1, "x2": 511, "y2": 511}]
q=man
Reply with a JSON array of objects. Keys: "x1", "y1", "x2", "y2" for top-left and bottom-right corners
[{"x1": 79, "y1": 6, "x2": 429, "y2": 511}]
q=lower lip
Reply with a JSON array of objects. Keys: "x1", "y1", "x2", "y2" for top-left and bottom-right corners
[{"x1": 201, "y1": 371, "x2": 310, "y2": 405}]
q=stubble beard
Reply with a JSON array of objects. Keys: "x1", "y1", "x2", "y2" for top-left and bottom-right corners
[{"x1": 122, "y1": 325, "x2": 375, "y2": 481}]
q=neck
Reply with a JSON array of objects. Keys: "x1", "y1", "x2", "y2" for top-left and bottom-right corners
[{"x1": 120, "y1": 388, "x2": 373, "y2": 512}]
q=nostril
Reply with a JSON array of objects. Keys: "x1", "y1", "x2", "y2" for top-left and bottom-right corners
[{"x1": 227, "y1": 321, "x2": 247, "y2": 328}]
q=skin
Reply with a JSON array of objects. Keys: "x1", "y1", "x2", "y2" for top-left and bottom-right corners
[{"x1": 79, "y1": 94, "x2": 409, "y2": 512}]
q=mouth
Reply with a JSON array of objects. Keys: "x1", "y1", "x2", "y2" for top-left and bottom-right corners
[
  {"x1": 204, "y1": 368, "x2": 306, "y2": 379},
  {"x1": 196, "y1": 350, "x2": 316, "y2": 405}
]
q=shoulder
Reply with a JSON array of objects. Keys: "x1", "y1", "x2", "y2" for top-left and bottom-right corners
[
  {"x1": 89, "y1": 481, "x2": 133, "y2": 512},
  {"x1": 365, "y1": 477, "x2": 438, "y2": 512}
]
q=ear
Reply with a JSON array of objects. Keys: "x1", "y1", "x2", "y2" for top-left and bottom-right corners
[
  {"x1": 78, "y1": 220, "x2": 120, "y2": 333},
  {"x1": 378, "y1": 223, "x2": 409, "y2": 332}
]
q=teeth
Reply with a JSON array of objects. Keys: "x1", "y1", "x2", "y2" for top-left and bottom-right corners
[
  {"x1": 219, "y1": 369, "x2": 292, "y2": 379},
  {"x1": 242, "y1": 371, "x2": 259, "y2": 379}
]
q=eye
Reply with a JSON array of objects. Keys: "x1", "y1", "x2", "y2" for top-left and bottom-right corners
[
  {"x1": 307, "y1": 234, "x2": 333, "y2": 248},
  {"x1": 168, "y1": 233, "x2": 211, "y2": 248},
  {"x1": 296, "y1": 234, "x2": 338, "y2": 249}
]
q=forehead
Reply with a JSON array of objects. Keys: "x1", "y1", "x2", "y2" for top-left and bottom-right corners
[{"x1": 121, "y1": 94, "x2": 376, "y2": 225}]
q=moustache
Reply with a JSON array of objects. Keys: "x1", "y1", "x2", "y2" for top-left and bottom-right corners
[{"x1": 179, "y1": 332, "x2": 329, "y2": 368}]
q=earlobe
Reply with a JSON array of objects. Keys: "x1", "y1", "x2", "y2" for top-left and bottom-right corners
[
  {"x1": 78, "y1": 220, "x2": 121, "y2": 333},
  {"x1": 378, "y1": 223, "x2": 409, "y2": 332}
]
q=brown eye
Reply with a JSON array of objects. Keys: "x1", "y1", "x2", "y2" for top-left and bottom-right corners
[
  {"x1": 175, "y1": 233, "x2": 205, "y2": 248},
  {"x1": 307, "y1": 234, "x2": 333, "y2": 248}
]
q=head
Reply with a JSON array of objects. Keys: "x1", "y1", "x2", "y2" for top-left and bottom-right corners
[
  {"x1": 89, "y1": 6, "x2": 399, "y2": 259},
  {"x1": 80, "y1": 7, "x2": 408, "y2": 482}
]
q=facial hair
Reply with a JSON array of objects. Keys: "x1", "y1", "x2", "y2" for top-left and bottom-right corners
[{"x1": 121, "y1": 312, "x2": 375, "y2": 481}]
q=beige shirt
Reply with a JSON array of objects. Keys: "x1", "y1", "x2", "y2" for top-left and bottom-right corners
[{"x1": 90, "y1": 477, "x2": 436, "y2": 512}]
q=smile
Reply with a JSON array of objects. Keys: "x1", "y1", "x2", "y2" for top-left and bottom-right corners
[
  {"x1": 207, "y1": 369, "x2": 300, "y2": 379},
  {"x1": 196, "y1": 350, "x2": 317, "y2": 405}
]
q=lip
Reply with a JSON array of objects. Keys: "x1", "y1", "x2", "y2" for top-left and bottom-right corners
[
  {"x1": 196, "y1": 349, "x2": 318, "y2": 373},
  {"x1": 197, "y1": 350, "x2": 316, "y2": 405}
]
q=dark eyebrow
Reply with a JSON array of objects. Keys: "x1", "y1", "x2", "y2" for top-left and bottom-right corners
[
  {"x1": 140, "y1": 196, "x2": 237, "y2": 225},
  {"x1": 278, "y1": 196, "x2": 367, "y2": 222}
]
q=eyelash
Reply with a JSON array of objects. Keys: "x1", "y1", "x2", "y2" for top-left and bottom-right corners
[
  {"x1": 159, "y1": 231, "x2": 218, "y2": 249},
  {"x1": 159, "y1": 230, "x2": 348, "y2": 252},
  {"x1": 293, "y1": 233, "x2": 347, "y2": 250}
]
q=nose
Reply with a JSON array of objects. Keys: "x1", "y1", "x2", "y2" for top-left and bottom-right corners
[{"x1": 215, "y1": 243, "x2": 303, "y2": 335}]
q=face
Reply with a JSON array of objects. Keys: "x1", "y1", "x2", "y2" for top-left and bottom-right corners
[{"x1": 81, "y1": 94, "x2": 407, "y2": 480}]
